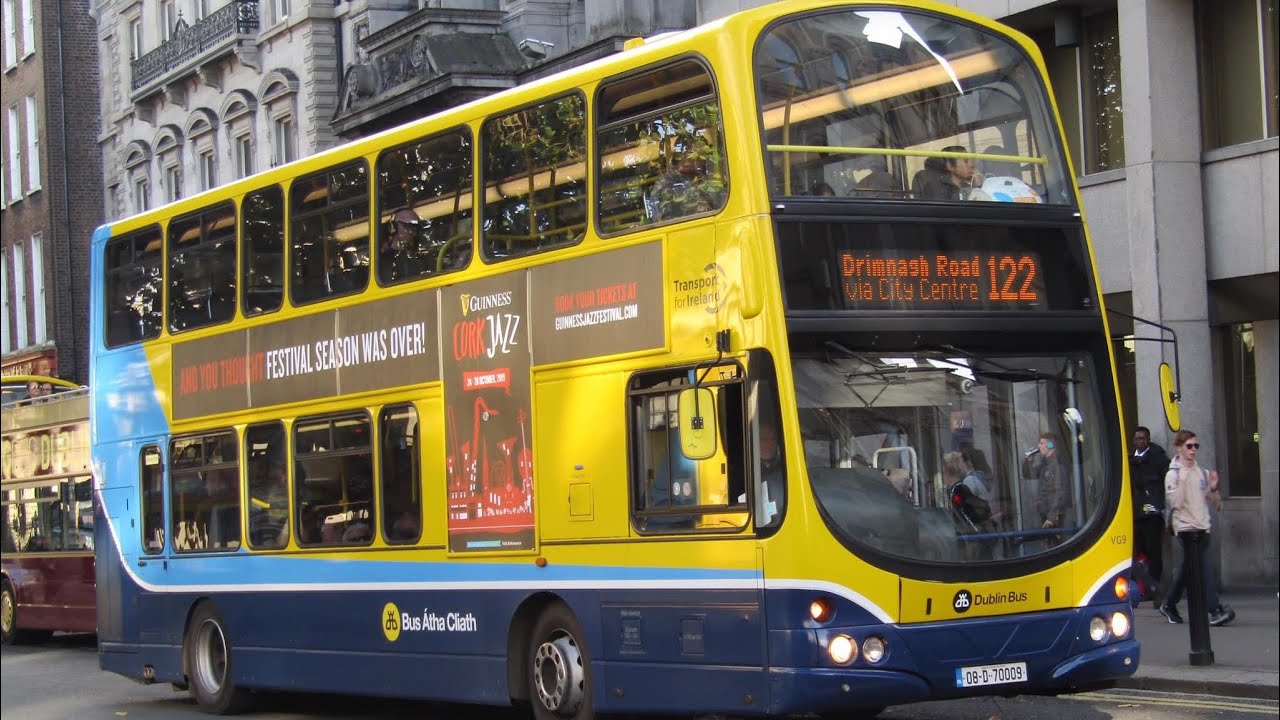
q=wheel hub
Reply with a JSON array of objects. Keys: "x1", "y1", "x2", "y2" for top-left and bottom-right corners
[
  {"x1": 2, "y1": 590, "x2": 14, "y2": 633},
  {"x1": 193, "y1": 619, "x2": 228, "y2": 693},
  {"x1": 533, "y1": 633, "x2": 583, "y2": 716}
]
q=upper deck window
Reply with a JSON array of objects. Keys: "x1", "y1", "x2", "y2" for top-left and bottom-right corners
[
  {"x1": 481, "y1": 93, "x2": 586, "y2": 261},
  {"x1": 242, "y1": 185, "x2": 285, "y2": 316},
  {"x1": 755, "y1": 9, "x2": 1072, "y2": 205},
  {"x1": 168, "y1": 202, "x2": 237, "y2": 333},
  {"x1": 104, "y1": 225, "x2": 163, "y2": 348},
  {"x1": 597, "y1": 59, "x2": 729, "y2": 234},
  {"x1": 290, "y1": 161, "x2": 371, "y2": 305},
  {"x1": 375, "y1": 128, "x2": 473, "y2": 285}
]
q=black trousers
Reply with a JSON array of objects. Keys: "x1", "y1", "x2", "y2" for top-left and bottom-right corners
[{"x1": 1134, "y1": 514, "x2": 1165, "y2": 589}]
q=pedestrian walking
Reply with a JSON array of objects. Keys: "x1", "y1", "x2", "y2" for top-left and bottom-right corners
[{"x1": 1158, "y1": 429, "x2": 1236, "y2": 627}]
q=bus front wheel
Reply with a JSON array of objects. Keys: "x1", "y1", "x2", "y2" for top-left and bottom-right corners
[
  {"x1": 528, "y1": 603, "x2": 593, "y2": 720},
  {"x1": 1, "y1": 578, "x2": 49, "y2": 645},
  {"x1": 184, "y1": 602, "x2": 253, "y2": 715}
]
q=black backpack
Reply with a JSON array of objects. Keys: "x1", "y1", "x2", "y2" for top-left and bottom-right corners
[{"x1": 949, "y1": 482, "x2": 993, "y2": 531}]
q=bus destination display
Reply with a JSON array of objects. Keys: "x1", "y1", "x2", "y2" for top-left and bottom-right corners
[{"x1": 840, "y1": 250, "x2": 1047, "y2": 310}]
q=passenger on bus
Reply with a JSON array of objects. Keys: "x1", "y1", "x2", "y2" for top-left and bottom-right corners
[
  {"x1": 645, "y1": 142, "x2": 724, "y2": 222},
  {"x1": 378, "y1": 207, "x2": 423, "y2": 284},
  {"x1": 1032, "y1": 432, "x2": 1070, "y2": 530},
  {"x1": 757, "y1": 421, "x2": 785, "y2": 526},
  {"x1": 913, "y1": 146, "x2": 977, "y2": 201},
  {"x1": 389, "y1": 511, "x2": 420, "y2": 541},
  {"x1": 809, "y1": 181, "x2": 836, "y2": 197}
]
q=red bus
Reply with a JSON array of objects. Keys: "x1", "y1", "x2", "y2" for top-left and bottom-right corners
[{"x1": 1, "y1": 375, "x2": 95, "y2": 644}]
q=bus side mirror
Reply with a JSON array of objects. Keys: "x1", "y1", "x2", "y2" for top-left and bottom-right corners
[
  {"x1": 677, "y1": 387, "x2": 718, "y2": 461},
  {"x1": 1159, "y1": 362, "x2": 1180, "y2": 432}
]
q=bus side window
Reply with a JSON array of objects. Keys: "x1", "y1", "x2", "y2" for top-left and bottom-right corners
[
  {"x1": 168, "y1": 202, "x2": 237, "y2": 333},
  {"x1": 140, "y1": 446, "x2": 165, "y2": 554},
  {"x1": 597, "y1": 59, "x2": 729, "y2": 234},
  {"x1": 628, "y1": 366, "x2": 748, "y2": 534},
  {"x1": 104, "y1": 226, "x2": 163, "y2": 348},
  {"x1": 375, "y1": 129, "x2": 473, "y2": 284},
  {"x1": 242, "y1": 186, "x2": 285, "y2": 316},
  {"x1": 480, "y1": 93, "x2": 587, "y2": 261},
  {"x1": 290, "y1": 162, "x2": 371, "y2": 306}
]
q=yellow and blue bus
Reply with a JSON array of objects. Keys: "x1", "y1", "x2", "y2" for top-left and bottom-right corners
[{"x1": 91, "y1": 1, "x2": 1138, "y2": 716}]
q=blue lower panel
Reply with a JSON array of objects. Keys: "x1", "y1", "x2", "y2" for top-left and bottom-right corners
[
  {"x1": 595, "y1": 661, "x2": 770, "y2": 716},
  {"x1": 769, "y1": 668, "x2": 932, "y2": 715},
  {"x1": 238, "y1": 649, "x2": 509, "y2": 703}
]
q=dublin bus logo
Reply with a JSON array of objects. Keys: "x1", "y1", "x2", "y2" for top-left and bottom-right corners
[{"x1": 953, "y1": 590, "x2": 972, "y2": 613}]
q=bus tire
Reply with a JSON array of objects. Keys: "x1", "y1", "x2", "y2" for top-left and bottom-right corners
[
  {"x1": 184, "y1": 602, "x2": 253, "y2": 715},
  {"x1": 1, "y1": 578, "x2": 49, "y2": 645},
  {"x1": 528, "y1": 603, "x2": 593, "y2": 720}
]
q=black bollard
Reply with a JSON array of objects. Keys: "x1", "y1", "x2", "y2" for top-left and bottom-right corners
[{"x1": 1182, "y1": 530, "x2": 1214, "y2": 666}]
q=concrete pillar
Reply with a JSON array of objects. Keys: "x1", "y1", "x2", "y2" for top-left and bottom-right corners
[
  {"x1": 1253, "y1": 320, "x2": 1280, "y2": 584},
  {"x1": 1119, "y1": 0, "x2": 1216, "y2": 462}
]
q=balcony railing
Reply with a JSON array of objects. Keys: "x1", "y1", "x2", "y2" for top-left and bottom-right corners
[{"x1": 131, "y1": 0, "x2": 260, "y2": 91}]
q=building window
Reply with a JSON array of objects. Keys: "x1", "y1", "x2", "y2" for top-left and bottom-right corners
[
  {"x1": 1081, "y1": 10, "x2": 1124, "y2": 173},
  {"x1": 193, "y1": 0, "x2": 209, "y2": 21},
  {"x1": 160, "y1": 0, "x2": 176, "y2": 42},
  {"x1": 1222, "y1": 323, "x2": 1260, "y2": 496},
  {"x1": 272, "y1": 116, "x2": 296, "y2": 166},
  {"x1": 165, "y1": 164, "x2": 182, "y2": 202},
  {"x1": 24, "y1": 95, "x2": 39, "y2": 192},
  {"x1": 199, "y1": 149, "x2": 217, "y2": 190},
  {"x1": 6, "y1": 104, "x2": 20, "y2": 199},
  {"x1": 20, "y1": 0, "x2": 32, "y2": 57},
  {"x1": 1, "y1": 261, "x2": 9, "y2": 354},
  {"x1": 13, "y1": 243, "x2": 27, "y2": 348},
  {"x1": 30, "y1": 232, "x2": 45, "y2": 343},
  {"x1": 133, "y1": 176, "x2": 149, "y2": 212},
  {"x1": 129, "y1": 18, "x2": 142, "y2": 60},
  {"x1": 1198, "y1": 0, "x2": 1280, "y2": 148},
  {"x1": 3, "y1": 0, "x2": 16, "y2": 69},
  {"x1": 234, "y1": 134, "x2": 253, "y2": 178},
  {"x1": 275, "y1": 0, "x2": 290, "y2": 24}
]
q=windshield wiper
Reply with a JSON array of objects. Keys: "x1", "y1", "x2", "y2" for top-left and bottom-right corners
[{"x1": 925, "y1": 344, "x2": 1079, "y2": 384}]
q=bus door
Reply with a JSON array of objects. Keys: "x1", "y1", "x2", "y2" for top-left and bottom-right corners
[{"x1": 96, "y1": 441, "x2": 165, "y2": 649}]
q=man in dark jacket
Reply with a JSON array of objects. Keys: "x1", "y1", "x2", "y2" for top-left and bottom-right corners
[{"x1": 1131, "y1": 426, "x2": 1170, "y2": 604}]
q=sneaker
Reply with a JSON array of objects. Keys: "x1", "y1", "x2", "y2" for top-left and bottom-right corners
[
  {"x1": 1209, "y1": 606, "x2": 1236, "y2": 627},
  {"x1": 1158, "y1": 604, "x2": 1184, "y2": 624}
]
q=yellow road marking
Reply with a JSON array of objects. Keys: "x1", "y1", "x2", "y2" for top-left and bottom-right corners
[{"x1": 1078, "y1": 691, "x2": 1279, "y2": 714}]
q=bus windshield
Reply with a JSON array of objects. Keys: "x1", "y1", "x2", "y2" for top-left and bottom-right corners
[
  {"x1": 792, "y1": 346, "x2": 1111, "y2": 564},
  {"x1": 756, "y1": 8, "x2": 1073, "y2": 204}
]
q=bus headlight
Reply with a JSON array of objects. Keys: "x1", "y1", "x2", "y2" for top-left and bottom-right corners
[
  {"x1": 1110, "y1": 611, "x2": 1130, "y2": 638},
  {"x1": 828, "y1": 634, "x2": 856, "y2": 665},
  {"x1": 1089, "y1": 616, "x2": 1108, "y2": 642},
  {"x1": 861, "y1": 635, "x2": 886, "y2": 663}
]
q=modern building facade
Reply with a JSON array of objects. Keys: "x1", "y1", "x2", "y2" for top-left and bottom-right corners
[
  {"x1": 1, "y1": 0, "x2": 103, "y2": 384},
  {"x1": 949, "y1": 0, "x2": 1277, "y2": 589}
]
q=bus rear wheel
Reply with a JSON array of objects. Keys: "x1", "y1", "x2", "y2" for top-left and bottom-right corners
[
  {"x1": 528, "y1": 603, "x2": 593, "y2": 720},
  {"x1": 184, "y1": 602, "x2": 253, "y2": 715}
]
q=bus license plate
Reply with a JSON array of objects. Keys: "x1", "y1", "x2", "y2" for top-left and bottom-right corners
[{"x1": 955, "y1": 661, "x2": 1027, "y2": 688}]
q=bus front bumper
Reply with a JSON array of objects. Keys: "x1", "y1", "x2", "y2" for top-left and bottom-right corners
[{"x1": 767, "y1": 638, "x2": 1140, "y2": 715}]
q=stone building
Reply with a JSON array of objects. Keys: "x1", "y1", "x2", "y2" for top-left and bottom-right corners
[{"x1": 78, "y1": 0, "x2": 1278, "y2": 586}]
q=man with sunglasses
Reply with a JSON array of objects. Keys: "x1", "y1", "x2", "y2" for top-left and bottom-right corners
[{"x1": 1158, "y1": 429, "x2": 1236, "y2": 627}]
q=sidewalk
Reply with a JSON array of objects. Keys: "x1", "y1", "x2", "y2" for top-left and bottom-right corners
[{"x1": 1119, "y1": 589, "x2": 1279, "y2": 700}]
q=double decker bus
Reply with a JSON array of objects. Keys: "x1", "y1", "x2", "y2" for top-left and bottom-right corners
[
  {"x1": 2, "y1": 376, "x2": 96, "y2": 644},
  {"x1": 91, "y1": 1, "x2": 1138, "y2": 716}
]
